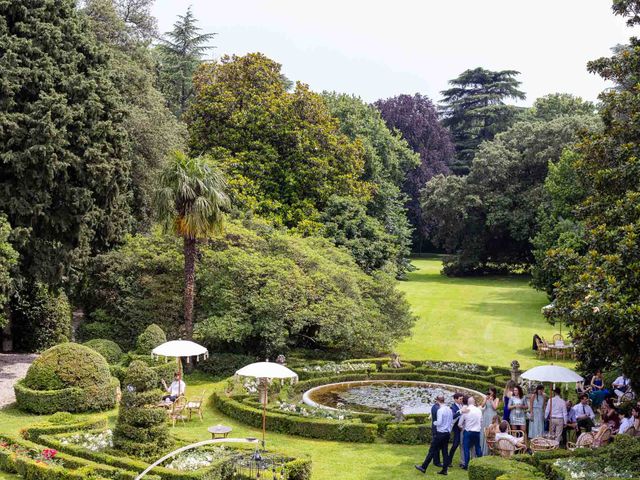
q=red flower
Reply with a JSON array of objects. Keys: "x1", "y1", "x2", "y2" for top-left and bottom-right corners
[{"x1": 41, "y1": 448, "x2": 58, "y2": 460}]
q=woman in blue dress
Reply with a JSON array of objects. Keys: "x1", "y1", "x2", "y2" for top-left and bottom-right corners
[
  {"x1": 503, "y1": 380, "x2": 516, "y2": 421},
  {"x1": 528, "y1": 384, "x2": 546, "y2": 438},
  {"x1": 508, "y1": 385, "x2": 528, "y2": 435},
  {"x1": 589, "y1": 370, "x2": 609, "y2": 408}
]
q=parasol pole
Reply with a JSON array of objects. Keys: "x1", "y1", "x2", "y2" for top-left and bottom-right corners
[{"x1": 260, "y1": 378, "x2": 267, "y2": 449}]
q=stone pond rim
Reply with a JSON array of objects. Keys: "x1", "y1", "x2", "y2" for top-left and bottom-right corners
[{"x1": 302, "y1": 379, "x2": 486, "y2": 414}]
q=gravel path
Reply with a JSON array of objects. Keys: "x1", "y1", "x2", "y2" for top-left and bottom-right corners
[{"x1": 0, "y1": 353, "x2": 37, "y2": 408}]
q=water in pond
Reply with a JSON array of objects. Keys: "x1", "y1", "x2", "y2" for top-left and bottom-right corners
[{"x1": 307, "y1": 381, "x2": 479, "y2": 414}]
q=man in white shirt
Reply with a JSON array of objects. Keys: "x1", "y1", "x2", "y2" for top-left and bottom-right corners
[
  {"x1": 416, "y1": 395, "x2": 452, "y2": 476},
  {"x1": 162, "y1": 372, "x2": 186, "y2": 402},
  {"x1": 573, "y1": 394, "x2": 595, "y2": 433},
  {"x1": 495, "y1": 420, "x2": 525, "y2": 450},
  {"x1": 612, "y1": 374, "x2": 630, "y2": 400},
  {"x1": 545, "y1": 387, "x2": 567, "y2": 442},
  {"x1": 459, "y1": 397, "x2": 483, "y2": 470}
]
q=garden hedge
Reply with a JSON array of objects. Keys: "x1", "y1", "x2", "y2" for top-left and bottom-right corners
[
  {"x1": 384, "y1": 423, "x2": 431, "y2": 444},
  {"x1": 14, "y1": 377, "x2": 120, "y2": 415},
  {"x1": 84, "y1": 339, "x2": 124, "y2": 364},
  {"x1": 136, "y1": 324, "x2": 167, "y2": 355},
  {"x1": 468, "y1": 456, "x2": 544, "y2": 480},
  {"x1": 212, "y1": 393, "x2": 377, "y2": 443},
  {"x1": 22, "y1": 417, "x2": 109, "y2": 442}
]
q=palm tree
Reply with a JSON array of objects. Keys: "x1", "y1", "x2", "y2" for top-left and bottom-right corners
[{"x1": 155, "y1": 151, "x2": 229, "y2": 339}]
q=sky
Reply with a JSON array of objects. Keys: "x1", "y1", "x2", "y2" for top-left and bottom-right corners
[{"x1": 152, "y1": 0, "x2": 635, "y2": 106}]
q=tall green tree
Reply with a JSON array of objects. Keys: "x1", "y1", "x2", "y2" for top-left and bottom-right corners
[
  {"x1": 0, "y1": 0, "x2": 132, "y2": 288},
  {"x1": 322, "y1": 93, "x2": 418, "y2": 274},
  {"x1": 0, "y1": 216, "x2": 18, "y2": 329},
  {"x1": 187, "y1": 53, "x2": 369, "y2": 234},
  {"x1": 156, "y1": 7, "x2": 215, "y2": 117},
  {"x1": 154, "y1": 151, "x2": 229, "y2": 339},
  {"x1": 422, "y1": 97, "x2": 599, "y2": 275},
  {"x1": 546, "y1": 1, "x2": 640, "y2": 389},
  {"x1": 83, "y1": 0, "x2": 186, "y2": 230},
  {"x1": 440, "y1": 67, "x2": 526, "y2": 174}
]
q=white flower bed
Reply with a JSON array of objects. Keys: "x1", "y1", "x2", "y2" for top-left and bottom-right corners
[
  {"x1": 277, "y1": 401, "x2": 350, "y2": 420},
  {"x1": 553, "y1": 458, "x2": 633, "y2": 479},
  {"x1": 422, "y1": 361, "x2": 482, "y2": 373},
  {"x1": 60, "y1": 430, "x2": 113, "y2": 452},
  {"x1": 300, "y1": 363, "x2": 372, "y2": 374},
  {"x1": 165, "y1": 447, "x2": 230, "y2": 471}
]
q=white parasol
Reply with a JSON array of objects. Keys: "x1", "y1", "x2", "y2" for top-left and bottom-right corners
[
  {"x1": 152, "y1": 340, "x2": 209, "y2": 395},
  {"x1": 521, "y1": 365, "x2": 583, "y2": 426},
  {"x1": 235, "y1": 361, "x2": 298, "y2": 448}
]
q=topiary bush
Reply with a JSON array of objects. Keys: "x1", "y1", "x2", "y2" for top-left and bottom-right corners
[
  {"x1": 113, "y1": 361, "x2": 172, "y2": 459},
  {"x1": 16, "y1": 343, "x2": 118, "y2": 414},
  {"x1": 83, "y1": 338, "x2": 123, "y2": 364},
  {"x1": 136, "y1": 324, "x2": 167, "y2": 355},
  {"x1": 469, "y1": 456, "x2": 544, "y2": 480}
]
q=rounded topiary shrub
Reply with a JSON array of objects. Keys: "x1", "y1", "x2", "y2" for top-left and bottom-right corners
[
  {"x1": 84, "y1": 339, "x2": 123, "y2": 364},
  {"x1": 113, "y1": 361, "x2": 172, "y2": 458},
  {"x1": 15, "y1": 343, "x2": 118, "y2": 414},
  {"x1": 136, "y1": 324, "x2": 166, "y2": 355}
]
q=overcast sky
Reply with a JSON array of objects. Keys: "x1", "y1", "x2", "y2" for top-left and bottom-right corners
[{"x1": 152, "y1": 0, "x2": 634, "y2": 106}]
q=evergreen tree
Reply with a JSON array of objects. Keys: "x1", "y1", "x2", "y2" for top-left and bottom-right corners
[
  {"x1": 440, "y1": 67, "x2": 525, "y2": 175},
  {"x1": 83, "y1": 0, "x2": 186, "y2": 230},
  {"x1": 0, "y1": 0, "x2": 132, "y2": 288},
  {"x1": 0, "y1": 216, "x2": 18, "y2": 329},
  {"x1": 156, "y1": 7, "x2": 215, "y2": 117}
]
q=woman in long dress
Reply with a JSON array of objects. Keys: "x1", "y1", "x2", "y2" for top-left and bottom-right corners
[
  {"x1": 528, "y1": 384, "x2": 546, "y2": 438},
  {"x1": 503, "y1": 380, "x2": 516, "y2": 421},
  {"x1": 508, "y1": 385, "x2": 528, "y2": 435},
  {"x1": 481, "y1": 387, "x2": 500, "y2": 455}
]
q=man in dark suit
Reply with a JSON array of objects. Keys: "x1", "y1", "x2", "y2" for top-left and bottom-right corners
[
  {"x1": 448, "y1": 393, "x2": 464, "y2": 468},
  {"x1": 431, "y1": 399, "x2": 442, "y2": 467}
]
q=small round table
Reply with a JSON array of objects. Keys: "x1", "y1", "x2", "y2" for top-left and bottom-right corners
[{"x1": 208, "y1": 425, "x2": 232, "y2": 439}]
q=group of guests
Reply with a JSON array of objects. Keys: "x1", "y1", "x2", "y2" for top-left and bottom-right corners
[{"x1": 415, "y1": 375, "x2": 638, "y2": 476}]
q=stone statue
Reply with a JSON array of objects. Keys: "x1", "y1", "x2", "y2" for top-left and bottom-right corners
[
  {"x1": 510, "y1": 360, "x2": 521, "y2": 383},
  {"x1": 390, "y1": 353, "x2": 403, "y2": 369},
  {"x1": 391, "y1": 404, "x2": 405, "y2": 423},
  {"x1": 276, "y1": 354, "x2": 286, "y2": 365}
]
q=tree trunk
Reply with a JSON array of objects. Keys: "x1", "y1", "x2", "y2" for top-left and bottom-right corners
[{"x1": 183, "y1": 236, "x2": 197, "y2": 339}]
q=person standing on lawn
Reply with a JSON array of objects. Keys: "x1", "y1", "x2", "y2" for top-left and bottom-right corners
[
  {"x1": 416, "y1": 395, "x2": 452, "y2": 476},
  {"x1": 448, "y1": 393, "x2": 464, "y2": 468},
  {"x1": 459, "y1": 396, "x2": 483, "y2": 470}
]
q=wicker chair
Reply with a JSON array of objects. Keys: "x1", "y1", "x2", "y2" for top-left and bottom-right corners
[
  {"x1": 552, "y1": 334, "x2": 564, "y2": 344},
  {"x1": 567, "y1": 432, "x2": 594, "y2": 451},
  {"x1": 186, "y1": 391, "x2": 205, "y2": 421},
  {"x1": 592, "y1": 426, "x2": 612, "y2": 447},
  {"x1": 535, "y1": 338, "x2": 550, "y2": 359},
  {"x1": 485, "y1": 426, "x2": 497, "y2": 454},
  {"x1": 168, "y1": 396, "x2": 188, "y2": 427},
  {"x1": 495, "y1": 438, "x2": 526, "y2": 458},
  {"x1": 530, "y1": 437, "x2": 558, "y2": 453},
  {"x1": 625, "y1": 426, "x2": 636, "y2": 437}
]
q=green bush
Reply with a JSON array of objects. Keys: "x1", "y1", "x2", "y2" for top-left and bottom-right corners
[
  {"x1": 213, "y1": 392, "x2": 377, "y2": 443},
  {"x1": 468, "y1": 456, "x2": 544, "y2": 480},
  {"x1": 113, "y1": 361, "x2": 172, "y2": 458},
  {"x1": 46, "y1": 412, "x2": 75, "y2": 425},
  {"x1": 10, "y1": 283, "x2": 72, "y2": 352},
  {"x1": 22, "y1": 418, "x2": 108, "y2": 442},
  {"x1": 14, "y1": 377, "x2": 119, "y2": 415},
  {"x1": 136, "y1": 323, "x2": 167, "y2": 355},
  {"x1": 24, "y1": 343, "x2": 112, "y2": 391},
  {"x1": 384, "y1": 423, "x2": 431, "y2": 444},
  {"x1": 596, "y1": 435, "x2": 640, "y2": 475},
  {"x1": 197, "y1": 353, "x2": 257, "y2": 378},
  {"x1": 84, "y1": 339, "x2": 124, "y2": 364}
]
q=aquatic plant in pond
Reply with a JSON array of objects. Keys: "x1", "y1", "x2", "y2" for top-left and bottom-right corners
[{"x1": 305, "y1": 380, "x2": 482, "y2": 414}]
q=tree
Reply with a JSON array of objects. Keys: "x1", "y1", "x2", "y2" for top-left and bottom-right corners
[
  {"x1": 375, "y1": 94, "x2": 455, "y2": 249},
  {"x1": 526, "y1": 93, "x2": 596, "y2": 121},
  {"x1": 422, "y1": 103, "x2": 599, "y2": 275},
  {"x1": 154, "y1": 151, "x2": 229, "y2": 339},
  {"x1": 546, "y1": 2, "x2": 640, "y2": 389},
  {"x1": 187, "y1": 53, "x2": 369, "y2": 233},
  {"x1": 0, "y1": 216, "x2": 18, "y2": 329},
  {"x1": 322, "y1": 93, "x2": 418, "y2": 274},
  {"x1": 440, "y1": 68, "x2": 526, "y2": 174},
  {"x1": 156, "y1": 7, "x2": 215, "y2": 117},
  {"x1": 82, "y1": 0, "x2": 186, "y2": 230},
  {"x1": 0, "y1": 0, "x2": 132, "y2": 288}
]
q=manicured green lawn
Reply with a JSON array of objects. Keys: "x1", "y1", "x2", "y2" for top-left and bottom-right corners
[
  {"x1": 396, "y1": 256, "x2": 570, "y2": 369},
  {"x1": 0, "y1": 256, "x2": 572, "y2": 479}
]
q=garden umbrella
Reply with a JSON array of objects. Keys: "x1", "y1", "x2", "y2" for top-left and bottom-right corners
[
  {"x1": 521, "y1": 365, "x2": 583, "y2": 425},
  {"x1": 151, "y1": 340, "x2": 209, "y2": 395},
  {"x1": 235, "y1": 361, "x2": 298, "y2": 448}
]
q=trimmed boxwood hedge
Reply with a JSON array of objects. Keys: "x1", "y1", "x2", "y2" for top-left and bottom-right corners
[
  {"x1": 384, "y1": 423, "x2": 431, "y2": 444},
  {"x1": 22, "y1": 417, "x2": 109, "y2": 442},
  {"x1": 343, "y1": 358, "x2": 512, "y2": 376},
  {"x1": 14, "y1": 376, "x2": 120, "y2": 415},
  {"x1": 468, "y1": 456, "x2": 544, "y2": 480},
  {"x1": 212, "y1": 392, "x2": 378, "y2": 443}
]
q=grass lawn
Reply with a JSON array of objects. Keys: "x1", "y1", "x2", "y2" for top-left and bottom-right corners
[
  {"x1": 396, "y1": 256, "x2": 571, "y2": 369},
  {"x1": 0, "y1": 256, "x2": 572, "y2": 479}
]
